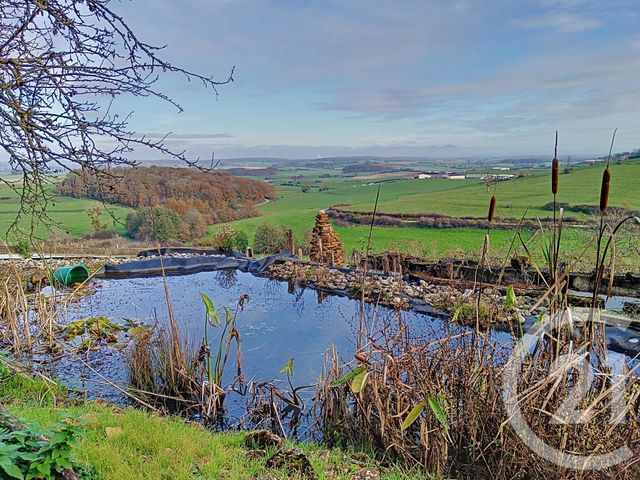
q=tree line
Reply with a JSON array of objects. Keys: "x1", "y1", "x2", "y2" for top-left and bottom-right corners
[{"x1": 57, "y1": 166, "x2": 276, "y2": 225}]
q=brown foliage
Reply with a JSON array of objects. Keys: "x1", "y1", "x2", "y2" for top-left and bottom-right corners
[{"x1": 57, "y1": 166, "x2": 276, "y2": 224}]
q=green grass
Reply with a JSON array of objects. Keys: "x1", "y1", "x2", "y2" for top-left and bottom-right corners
[
  {"x1": 218, "y1": 177, "x2": 477, "y2": 246},
  {"x1": 373, "y1": 161, "x2": 640, "y2": 218},
  {"x1": 1, "y1": 365, "x2": 427, "y2": 480},
  {"x1": 218, "y1": 160, "x2": 640, "y2": 268},
  {"x1": 0, "y1": 180, "x2": 131, "y2": 241},
  {"x1": 3, "y1": 161, "x2": 638, "y2": 268}
]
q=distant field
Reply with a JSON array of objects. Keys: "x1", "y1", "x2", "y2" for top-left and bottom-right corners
[
  {"x1": 1, "y1": 159, "x2": 638, "y2": 271},
  {"x1": 222, "y1": 160, "x2": 640, "y2": 268},
  {"x1": 0, "y1": 180, "x2": 131, "y2": 240},
  {"x1": 373, "y1": 161, "x2": 640, "y2": 218}
]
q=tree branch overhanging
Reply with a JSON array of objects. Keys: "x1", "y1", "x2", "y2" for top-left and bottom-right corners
[{"x1": 0, "y1": 0, "x2": 234, "y2": 238}]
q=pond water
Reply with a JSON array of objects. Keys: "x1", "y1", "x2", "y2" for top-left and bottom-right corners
[
  {"x1": 49, "y1": 269, "x2": 638, "y2": 429},
  {"x1": 52, "y1": 269, "x2": 513, "y2": 424}
]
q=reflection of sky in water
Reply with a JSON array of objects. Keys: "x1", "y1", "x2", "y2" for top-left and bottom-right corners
[{"x1": 59, "y1": 271, "x2": 481, "y2": 409}]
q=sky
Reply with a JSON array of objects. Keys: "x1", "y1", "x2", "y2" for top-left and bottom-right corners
[{"x1": 110, "y1": 0, "x2": 640, "y2": 160}]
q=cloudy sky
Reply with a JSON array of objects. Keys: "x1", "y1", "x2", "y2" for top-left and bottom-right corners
[{"x1": 114, "y1": 0, "x2": 640, "y2": 160}]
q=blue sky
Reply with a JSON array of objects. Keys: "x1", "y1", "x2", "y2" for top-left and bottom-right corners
[{"x1": 112, "y1": 0, "x2": 640, "y2": 160}]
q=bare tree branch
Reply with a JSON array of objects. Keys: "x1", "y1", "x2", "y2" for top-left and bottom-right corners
[{"x1": 0, "y1": 0, "x2": 234, "y2": 238}]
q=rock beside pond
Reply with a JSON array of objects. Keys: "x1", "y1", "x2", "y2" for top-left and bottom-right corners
[
  {"x1": 265, "y1": 260, "x2": 551, "y2": 326},
  {"x1": 266, "y1": 447, "x2": 317, "y2": 479},
  {"x1": 351, "y1": 469, "x2": 380, "y2": 480},
  {"x1": 244, "y1": 429, "x2": 283, "y2": 449}
]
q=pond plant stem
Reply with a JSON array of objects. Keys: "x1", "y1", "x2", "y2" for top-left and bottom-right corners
[{"x1": 359, "y1": 184, "x2": 381, "y2": 351}]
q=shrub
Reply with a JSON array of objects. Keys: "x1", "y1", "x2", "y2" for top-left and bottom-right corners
[
  {"x1": 213, "y1": 225, "x2": 249, "y2": 252},
  {"x1": 253, "y1": 223, "x2": 288, "y2": 254},
  {"x1": 80, "y1": 230, "x2": 119, "y2": 240},
  {"x1": 12, "y1": 238, "x2": 31, "y2": 258},
  {"x1": 86, "y1": 203, "x2": 108, "y2": 232},
  {"x1": 234, "y1": 230, "x2": 249, "y2": 252}
]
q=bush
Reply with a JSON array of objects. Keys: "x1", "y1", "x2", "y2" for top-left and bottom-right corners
[
  {"x1": 253, "y1": 223, "x2": 288, "y2": 254},
  {"x1": 234, "y1": 230, "x2": 249, "y2": 252},
  {"x1": 213, "y1": 225, "x2": 237, "y2": 251},
  {"x1": 12, "y1": 238, "x2": 31, "y2": 258},
  {"x1": 80, "y1": 230, "x2": 119, "y2": 241},
  {"x1": 213, "y1": 225, "x2": 251, "y2": 252},
  {"x1": 126, "y1": 207, "x2": 182, "y2": 242}
]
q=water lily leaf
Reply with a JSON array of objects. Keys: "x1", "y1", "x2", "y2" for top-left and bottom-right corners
[
  {"x1": 428, "y1": 397, "x2": 449, "y2": 431},
  {"x1": 330, "y1": 366, "x2": 364, "y2": 387},
  {"x1": 350, "y1": 370, "x2": 369, "y2": 394},
  {"x1": 200, "y1": 293, "x2": 220, "y2": 326},
  {"x1": 504, "y1": 285, "x2": 518, "y2": 309},
  {"x1": 127, "y1": 324, "x2": 148, "y2": 339},
  {"x1": 280, "y1": 358, "x2": 294, "y2": 375},
  {"x1": 401, "y1": 403, "x2": 424, "y2": 431}
]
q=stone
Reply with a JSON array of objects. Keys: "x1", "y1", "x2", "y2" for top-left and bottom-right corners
[
  {"x1": 244, "y1": 429, "x2": 283, "y2": 449},
  {"x1": 351, "y1": 469, "x2": 380, "y2": 480},
  {"x1": 309, "y1": 210, "x2": 345, "y2": 266},
  {"x1": 266, "y1": 448, "x2": 317, "y2": 479}
]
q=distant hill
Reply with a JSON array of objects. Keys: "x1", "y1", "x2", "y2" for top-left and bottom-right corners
[
  {"x1": 56, "y1": 166, "x2": 276, "y2": 224},
  {"x1": 222, "y1": 167, "x2": 278, "y2": 177}
]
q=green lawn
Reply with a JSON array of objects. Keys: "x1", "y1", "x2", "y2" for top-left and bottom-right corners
[{"x1": 1, "y1": 364, "x2": 427, "y2": 480}]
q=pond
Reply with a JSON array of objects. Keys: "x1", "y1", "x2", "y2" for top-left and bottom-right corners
[
  {"x1": 51, "y1": 269, "x2": 513, "y2": 424},
  {"x1": 48, "y1": 267, "x2": 638, "y2": 430}
]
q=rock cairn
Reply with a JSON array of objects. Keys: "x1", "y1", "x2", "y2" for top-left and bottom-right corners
[{"x1": 309, "y1": 210, "x2": 344, "y2": 266}]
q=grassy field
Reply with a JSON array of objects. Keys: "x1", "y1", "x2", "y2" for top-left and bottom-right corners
[
  {"x1": 220, "y1": 160, "x2": 639, "y2": 267},
  {"x1": 1, "y1": 160, "x2": 638, "y2": 268},
  {"x1": 374, "y1": 161, "x2": 640, "y2": 218},
  {"x1": 0, "y1": 179, "x2": 131, "y2": 241}
]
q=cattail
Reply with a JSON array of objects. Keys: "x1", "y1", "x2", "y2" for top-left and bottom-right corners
[
  {"x1": 551, "y1": 157, "x2": 559, "y2": 195},
  {"x1": 600, "y1": 167, "x2": 610, "y2": 211},
  {"x1": 488, "y1": 195, "x2": 496, "y2": 223}
]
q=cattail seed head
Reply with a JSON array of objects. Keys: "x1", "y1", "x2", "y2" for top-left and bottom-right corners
[
  {"x1": 600, "y1": 167, "x2": 610, "y2": 211},
  {"x1": 551, "y1": 157, "x2": 559, "y2": 195},
  {"x1": 488, "y1": 195, "x2": 496, "y2": 223}
]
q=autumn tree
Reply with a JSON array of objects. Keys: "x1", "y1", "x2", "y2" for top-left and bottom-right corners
[
  {"x1": 0, "y1": 0, "x2": 233, "y2": 237},
  {"x1": 86, "y1": 204, "x2": 107, "y2": 232}
]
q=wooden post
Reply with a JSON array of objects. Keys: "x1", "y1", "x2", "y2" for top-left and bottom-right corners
[{"x1": 286, "y1": 229, "x2": 294, "y2": 254}]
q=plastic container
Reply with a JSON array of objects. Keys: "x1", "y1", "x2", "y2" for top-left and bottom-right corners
[{"x1": 52, "y1": 264, "x2": 90, "y2": 286}]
